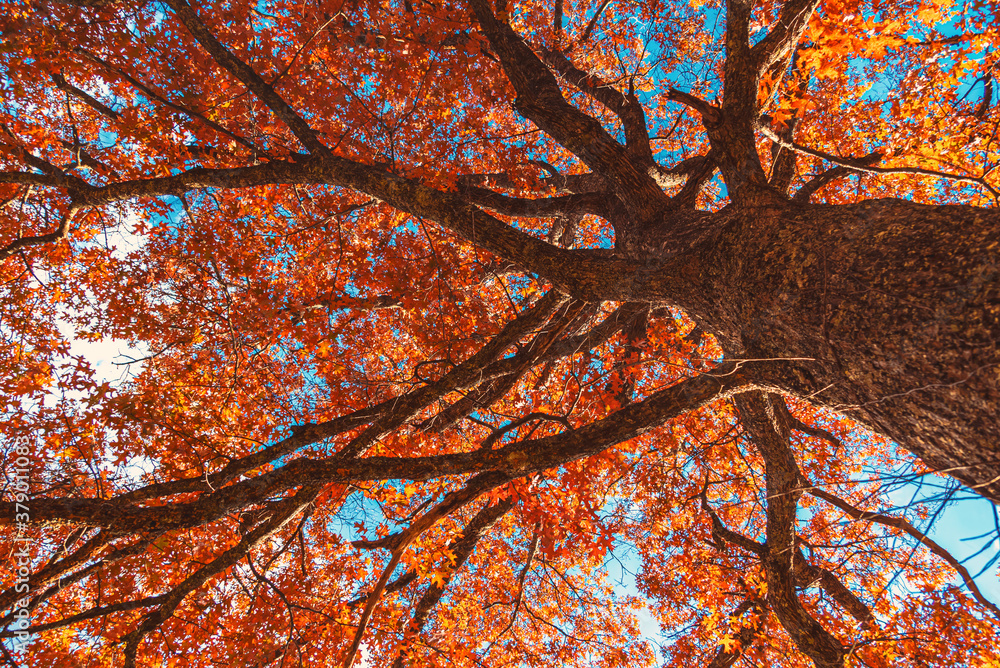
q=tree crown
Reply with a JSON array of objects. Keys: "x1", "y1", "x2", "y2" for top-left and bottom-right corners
[{"x1": 1, "y1": 0, "x2": 998, "y2": 666}]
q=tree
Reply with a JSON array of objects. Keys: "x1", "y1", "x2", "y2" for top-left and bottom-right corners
[{"x1": 0, "y1": 0, "x2": 998, "y2": 665}]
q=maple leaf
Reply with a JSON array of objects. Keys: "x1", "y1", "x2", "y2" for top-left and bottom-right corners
[{"x1": 718, "y1": 636, "x2": 741, "y2": 653}]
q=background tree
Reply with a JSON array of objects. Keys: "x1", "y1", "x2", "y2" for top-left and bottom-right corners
[{"x1": 1, "y1": 0, "x2": 999, "y2": 666}]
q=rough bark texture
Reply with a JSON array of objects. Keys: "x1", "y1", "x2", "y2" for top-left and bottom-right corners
[
  {"x1": 737, "y1": 392, "x2": 847, "y2": 668},
  {"x1": 692, "y1": 195, "x2": 1000, "y2": 500}
]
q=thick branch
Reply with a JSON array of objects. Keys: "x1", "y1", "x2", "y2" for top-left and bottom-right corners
[
  {"x1": 715, "y1": 0, "x2": 769, "y2": 196},
  {"x1": 670, "y1": 152, "x2": 718, "y2": 207},
  {"x1": 792, "y1": 548, "x2": 872, "y2": 624},
  {"x1": 768, "y1": 119, "x2": 799, "y2": 193},
  {"x1": 579, "y1": 0, "x2": 613, "y2": 44},
  {"x1": 767, "y1": 53, "x2": 808, "y2": 194},
  {"x1": 51, "y1": 73, "x2": 120, "y2": 121},
  {"x1": 0, "y1": 172, "x2": 72, "y2": 190},
  {"x1": 666, "y1": 88, "x2": 721, "y2": 127},
  {"x1": 0, "y1": 207, "x2": 79, "y2": 262},
  {"x1": 458, "y1": 185, "x2": 608, "y2": 219},
  {"x1": 467, "y1": 0, "x2": 668, "y2": 216},
  {"x1": 668, "y1": 86, "x2": 765, "y2": 199},
  {"x1": 540, "y1": 49, "x2": 654, "y2": 164},
  {"x1": 476, "y1": 301, "x2": 644, "y2": 385},
  {"x1": 701, "y1": 489, "x2": 766, "y2": 556},
  {"x1": 750, "y1": 0, "x2": 822, "y2": 75},
  {"x1": 49, "y1": 157, "x2": 642, "y2": 301},
  {"x1": 684, "y1": 0, "x2": 819, "y2": 200},
  {"x1": 165, "y1": 0, "x2": 329, "y2": 156},
  {"x1": 737, "y1": 392, "x2": 846, "y2": 668},
  {"x1": 788, "y1": 416, "x2": 842, "y2": 451},
  {"x1": 462, "y1": 166, "x2": 608, "y2": 196}
]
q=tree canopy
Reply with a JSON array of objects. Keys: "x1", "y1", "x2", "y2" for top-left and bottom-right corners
[{"x1": 1, "y1": 0, "x2": 999, "y2": 666}]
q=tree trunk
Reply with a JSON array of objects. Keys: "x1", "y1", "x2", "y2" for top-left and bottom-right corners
[{"x1": 689, "y1": 194, "x2": 1000, "y2": 500}]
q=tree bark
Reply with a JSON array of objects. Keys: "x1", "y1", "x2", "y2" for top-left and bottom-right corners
[{"x1": 682, "y1": 193, "x2": 1000, "y2": 500}]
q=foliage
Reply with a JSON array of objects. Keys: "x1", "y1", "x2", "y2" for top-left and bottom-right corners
[{"x1": 0, "y1": 0, "x2": 998, "y2": 666}]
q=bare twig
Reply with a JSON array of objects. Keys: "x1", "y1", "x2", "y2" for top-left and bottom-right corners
[
  {"x1": 758, "y1": 123, "x2": 1000, "y2": 200},
  {"x1": 807, "y1": 487, "x2": 1000, "y2": 617}
]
